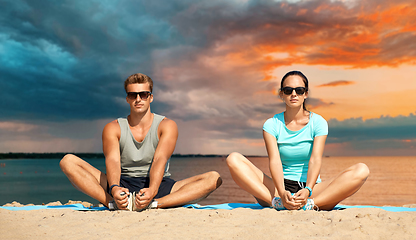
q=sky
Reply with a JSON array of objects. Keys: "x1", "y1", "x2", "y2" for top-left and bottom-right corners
[{"x1": 1, "y1": 0, "x2": 415, "y2": 156}]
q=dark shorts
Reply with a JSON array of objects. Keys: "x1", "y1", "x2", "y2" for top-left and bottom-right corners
[
  {"x1": 108, "y1": 175, "x2": 176, "y2": 199},
  {"x1": 284, "y1": 179, "x2": 307, "y2": 193}
]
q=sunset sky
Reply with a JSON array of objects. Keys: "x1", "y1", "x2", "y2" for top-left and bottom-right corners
[{"x1": 1, "y1": 0, "x2": 415, "y2": 156}]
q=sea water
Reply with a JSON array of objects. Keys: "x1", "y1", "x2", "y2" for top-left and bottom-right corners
[{"x1": 1, "y1": 156, "x2": 415, "y2": 206}]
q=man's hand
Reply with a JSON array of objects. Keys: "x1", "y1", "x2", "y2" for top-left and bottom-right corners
[
  {"x1": 135, "y1": 188, "x2": 157, "y2": 210},
  {"x1": 112, "y1": 186, "x2": 130, "y2": 210}
]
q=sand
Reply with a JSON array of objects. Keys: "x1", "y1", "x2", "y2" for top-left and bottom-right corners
[{"x1": 1, "y1": 201, "x2": 416, "y2": 239}]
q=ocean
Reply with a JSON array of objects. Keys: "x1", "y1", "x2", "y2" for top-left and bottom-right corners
[{"x1": 1, "y1": 156, "x2": 415, "y2": 206}]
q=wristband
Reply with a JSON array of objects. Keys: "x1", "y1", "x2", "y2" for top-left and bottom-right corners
[
  {"x1": 109, "y1": 184, "x2": 120, "y2": 195},
  {"x1": 305, "y1": 186, "x2": 312, "y2": 197}
]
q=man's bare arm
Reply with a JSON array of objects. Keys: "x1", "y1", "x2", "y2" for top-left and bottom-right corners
[
  {"x1": 136, "y1": 118, "x2": 178, "y2": 207},
  {"x1": 102, "y1": 120, "x2": 128, "y2": 208}
]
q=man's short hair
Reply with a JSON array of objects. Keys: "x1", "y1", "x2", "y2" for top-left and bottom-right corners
[{"x1": 124, "y1": 73, "x2": 154, "y2": 93}]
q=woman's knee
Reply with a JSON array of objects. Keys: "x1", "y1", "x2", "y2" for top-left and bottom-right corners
[
  {"x1": 226, "y1": 152, "x2": 244, "y2": 168},
  {"x1": 353, "y1": 163, "x2": 370, "y2": 180}
]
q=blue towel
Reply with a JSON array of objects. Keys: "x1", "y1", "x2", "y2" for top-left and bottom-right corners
[
  {"x1": 0, "y1": 204, "x2": 107, "y2": 211},
  {"x1": 184, "y1": 203, "x2": 265, "y2": 210},
  {"x1": 335, "y1": 205, "x2": 416, "y2": 212},
  {"x1": 184, "y1": 203, "x2": 416, "y2": 212},
  {"x1": 2, "y1": 203, "x2": 416, "y2": 212}
]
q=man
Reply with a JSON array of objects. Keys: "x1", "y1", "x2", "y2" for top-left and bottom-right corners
[{"x1": 60, "y1": 73, "x2": 222, "y2": 210}]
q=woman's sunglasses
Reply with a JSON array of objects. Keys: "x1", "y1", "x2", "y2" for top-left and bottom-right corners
[
  {"x1": 281, "y1": 87, "x2": 307, "y2": 95},
  {"x1": 127, "y1": 91, "x2": 152, "y2": 100}
]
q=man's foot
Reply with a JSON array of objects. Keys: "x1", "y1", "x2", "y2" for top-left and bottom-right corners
[
  {"x1": 108, "y1": 200, "x2": 119, "y2": 211},
  {"x1": 109, "y1": 192, "x2": 159, "y2": 211},
  {"x1": 127, "y1": 192, "x2": 134, "y2": 211},
  {"x1": 136, "y1": 199, "x2": 158, "y2": 212},
  {"x1": 108, "y1": 192, "x2": 133, "y2": 211}
]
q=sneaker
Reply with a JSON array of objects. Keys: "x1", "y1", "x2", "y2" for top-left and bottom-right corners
[
  {"x1": 272, "y1": 197, "x2": 286, "y2": 210},
  {"x1": 136, "y1": 200, "x2": 158, "y2": 212},
  {"x1": 127, "y1": 192, "x2": 134, "y2": 211},
  {"x1": 108, "y1": 191, "x2": 133, "y2": 211},
  {"x1": 108, "y1": 200, "x2": 119, "y2": 211},
  {"x1": 301, "y1": 199, "x2": 318, "y2": 211},
  {"x1": 130, "y1": 192, "x2": 158, "y2": 211}
]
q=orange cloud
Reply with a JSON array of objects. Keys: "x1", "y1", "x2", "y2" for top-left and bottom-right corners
[
  {"x1": 296, "y1": 9, "x2": 308, "y2": 16},
  {"x1": 317, "y1": 80, "x2": 355, "y2": 87},
  {"x1": 205, "y1": 1, "x2": 416, "y2": 76},
  {"x1": 237, "y1": 139, "x2": 265, "y2": 147},
  {"x1": 358, "y1": 3, "x2": 415, "y2": 29}
]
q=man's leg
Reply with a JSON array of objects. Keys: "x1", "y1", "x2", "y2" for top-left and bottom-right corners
[
  {"x1": 60, "y1": 154, "x2": 112, "y2": 207},
  {"x1": 154, "y1": 171, "x2": 222, "y2": 208}
]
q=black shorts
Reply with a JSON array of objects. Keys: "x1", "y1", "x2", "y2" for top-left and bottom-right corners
[
  {"x1": 284, "y1": 179, "x2": 307, "y2": 194},
  {"x1": 108, "y1": 175, "x2": 176, "y2": 199}
]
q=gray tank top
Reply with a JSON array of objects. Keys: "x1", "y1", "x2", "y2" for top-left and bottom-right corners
[{"x1": 118, "y1": 114, "x2": 171, "y2": 177}]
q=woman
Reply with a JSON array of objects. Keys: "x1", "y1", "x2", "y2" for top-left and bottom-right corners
[{"x1": 226, "y1": 71, "x2": 369, "y2": 210}]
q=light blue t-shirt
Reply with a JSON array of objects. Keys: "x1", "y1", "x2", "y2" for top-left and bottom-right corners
[{"x1": 263, "y1": 112, "x2": 328, "y2": 183}]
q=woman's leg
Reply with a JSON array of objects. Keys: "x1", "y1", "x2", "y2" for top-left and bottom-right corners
[
  {"x1": 60, "y1": 154, "x2": 112, "y2": 206},
  {"x1": 226, "y1": 152, "x2": 277, "y2": 206},
  {"x1": 311, "y1": 163, "x2": 370, "y2": 210}
]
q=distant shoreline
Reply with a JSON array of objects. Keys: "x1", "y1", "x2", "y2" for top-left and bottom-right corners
[{"x1": 0, "y1": 153, "x2": 266, "y2": 159}]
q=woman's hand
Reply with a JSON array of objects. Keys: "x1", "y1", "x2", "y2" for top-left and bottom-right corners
[
  {"x1": 281, "y1": 191, "x2": 301, "y2": 210},
  {"x1": 293, "y1": 188, "x2": 309, "y2": 208}
]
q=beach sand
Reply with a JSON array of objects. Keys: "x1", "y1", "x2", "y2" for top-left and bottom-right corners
[
  {"x1": 2, "y1": 156, "x2": 416, "y2": 239},
  {"x1": 2, "y1": 201, "x2": 416, "y2": 239}
]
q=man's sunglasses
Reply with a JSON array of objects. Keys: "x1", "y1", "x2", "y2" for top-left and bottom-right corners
[
  {"x1": 127, "y1": 91, "x2": 152, "y2": 100},
  {"x1": 281, "y1": 87, "x2": 307, "y2": 95}
]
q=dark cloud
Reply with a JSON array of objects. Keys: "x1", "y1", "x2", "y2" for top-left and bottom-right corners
[
  {"x1": 327, "y1": 113, "x2": 416, "y2": 143},
  {"x1": 0, "y1": 0, "x2": 183, "y2": 122},
  {"x1": 379, "y1": 31, "x2": 416, "y2": 65},
  {"x1": 307, "y1": 97, "x2": 334, "y2": 109},
  {"x1": 253, "y1": 102, "x2": 284, "y2": 114},
  {"x1": 2, "y1": 0, "x2": 415, "y2": 123}
]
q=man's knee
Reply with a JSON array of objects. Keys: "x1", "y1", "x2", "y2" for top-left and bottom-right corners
[
  {"x1": 59, "y1": 154, "x2": 77, "y2": 173},
  {"x1": 206, "y1": 171, "x2": 222, "y2": 189}
]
